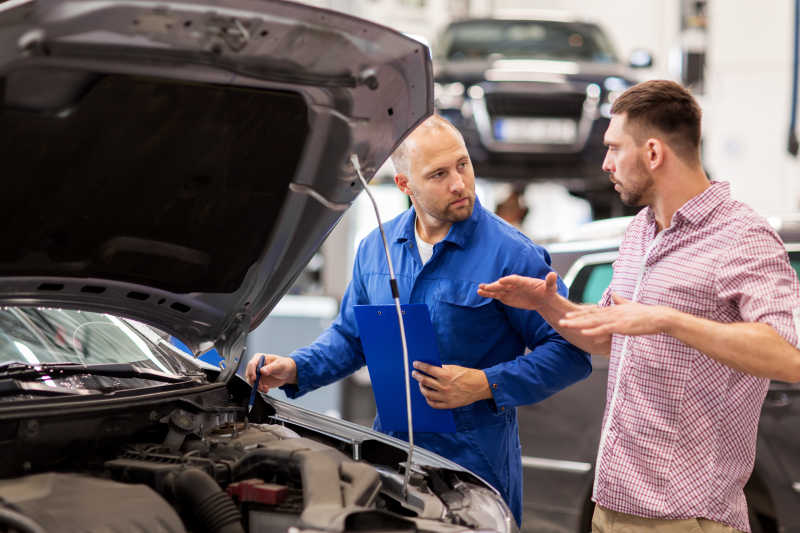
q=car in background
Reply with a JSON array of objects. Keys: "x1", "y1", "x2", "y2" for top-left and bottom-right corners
[
  {"x1": 0, "y1": 0, "x2": 516, "y2": 531},
  {"x1": 432, "y1": 16, "x2": 650, "y2": 218},
  {"x1": 514, "y1": 215, "x2": 800, "y2": 533}
]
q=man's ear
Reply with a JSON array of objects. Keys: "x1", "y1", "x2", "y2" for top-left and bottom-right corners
[
  {"x1": 394, "y1": 173, "x2": 412, "y2": 197},
  {"x1": 645, "y1": 138, "x2": 665, "y2": 170}
]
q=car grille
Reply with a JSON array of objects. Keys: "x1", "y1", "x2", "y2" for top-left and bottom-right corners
[{"x1": 484, "y1": 91, "x2": 585, "y2": 119}]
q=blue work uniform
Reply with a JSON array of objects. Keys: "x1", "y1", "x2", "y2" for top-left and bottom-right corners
[{"x1": 281, "y1": 199, "x2": 591, "y2": 525}]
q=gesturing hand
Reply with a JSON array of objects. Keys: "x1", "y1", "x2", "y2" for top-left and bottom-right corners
[
  {"x1": 411, "y1": 362, "x2": 491, "y2": 409},
  {"x1": 477, "y1": 272, "x2": 559, "y2": 310},
  {"x1": 244, "y1": 353, "x2": 298, "y2": 393},
  {"x1": 559, "y1": 293, "x2": 673, "y2": 337}
]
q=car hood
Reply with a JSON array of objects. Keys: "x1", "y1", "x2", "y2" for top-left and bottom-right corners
[{"x1": 0, "y1": 0, "x2": 432, "y2": 382}]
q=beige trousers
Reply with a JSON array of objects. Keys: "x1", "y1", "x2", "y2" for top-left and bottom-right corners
[{"x1": 591, "y1": 505, "x2": 744, "y2": 533}]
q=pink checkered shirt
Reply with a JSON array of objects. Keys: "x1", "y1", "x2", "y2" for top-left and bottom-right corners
[{"x1": 594, "y1": 181, "x2": 800, "y2": 532}]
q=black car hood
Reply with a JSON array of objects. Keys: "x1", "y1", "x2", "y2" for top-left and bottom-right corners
[{"x1": 0, "y1": 0, "x2": 432, "y2": 382}]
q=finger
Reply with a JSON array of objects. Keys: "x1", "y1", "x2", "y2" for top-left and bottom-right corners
[
  {"x1": 412, "y1": 361, "x2": 442, "y2": 377},
  {"x1": 581, "y1": 324, "x2": 617, "y2": 337},
  {"x1": 260, "y1": 359, "x2": 285, "y2": 380},
  {"x1": 564, "y1": 305, "x2": 602, "y2": 318},
  {"x1": 560, "y1": 315, "x2": 606, "y2": 328},
  {"x1": 611, "y1": 293, "x2": 630, "y2": 305},
  {"x1": 412, "y1": 371, "x2": 439, "y2": 390},
  {"x1": 418, "y1": 382, "x2": 436, "y2": 401},
  {"x1": 427, "y1": 399, "x2": 448, "y2": 409}
]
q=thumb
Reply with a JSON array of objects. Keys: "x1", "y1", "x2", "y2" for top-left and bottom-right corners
[
  {"x1": 545, "y1": 271, "x2": 558, "y2": 293},
  {"x1": 611, "y1": 292, "x2": 630, "y2": 305}
]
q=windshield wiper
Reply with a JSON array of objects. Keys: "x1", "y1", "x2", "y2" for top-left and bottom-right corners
[
  {"x1": 0, "y1": 379, "x2": 99, "y2": 397},
  {"x1": 0, "y1": 362, "x2": 199, "y2": 384}
]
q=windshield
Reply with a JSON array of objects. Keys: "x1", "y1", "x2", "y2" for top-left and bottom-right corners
[
  {"x1": 0, "y1": 308, "x2": 196, "y2": 378},
  {"x1": 439, "y1": 20, "x2": 618, "y2": 63}
]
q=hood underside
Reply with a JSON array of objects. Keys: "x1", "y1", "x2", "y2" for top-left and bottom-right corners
[{"x1": 0, "y1": 0, "x2": 433, "y2": 379}]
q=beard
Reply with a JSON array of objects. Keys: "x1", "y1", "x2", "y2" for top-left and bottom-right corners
[
  {"x1": 618, "y1": 158, "x2": 654, "y2": 207},
  {"x1": 412, "y1": 188, "x2": 475, "y2": 224}
]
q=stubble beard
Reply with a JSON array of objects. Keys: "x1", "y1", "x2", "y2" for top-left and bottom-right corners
[{"x1": 618, "y1": 160, "x2": 654, "y2": 207}]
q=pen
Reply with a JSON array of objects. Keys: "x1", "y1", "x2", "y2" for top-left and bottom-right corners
[{"x1": 248, "y1": 354, "x2": 266, "y2": 414}]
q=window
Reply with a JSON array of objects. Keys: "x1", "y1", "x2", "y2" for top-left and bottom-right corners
[{"x1": 568, "y1": 262, "x2": 614, "y2": 304}]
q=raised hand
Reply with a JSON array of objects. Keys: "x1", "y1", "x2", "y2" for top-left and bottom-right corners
[{"x1": 477, "y1": 272, "x2": 559, "y2": 310}]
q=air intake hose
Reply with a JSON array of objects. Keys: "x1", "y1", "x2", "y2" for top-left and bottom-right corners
[{"x1": 171, "y1": 468, "x2": 244, "y2": 533}]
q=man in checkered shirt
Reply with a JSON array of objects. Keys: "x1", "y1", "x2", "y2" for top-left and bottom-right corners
[{"x1": 479, "y1": 80, "x2": 800, "y2": 533}]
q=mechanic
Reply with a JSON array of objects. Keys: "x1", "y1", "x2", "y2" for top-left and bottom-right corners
[
  {"x1": 478, "y1": 80, "x2": 800, "y2": 533},
  {"x1": 245, "y1": 114, "x2": 591, "y2": 526}
]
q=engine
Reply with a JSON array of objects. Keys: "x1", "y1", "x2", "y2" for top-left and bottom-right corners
[{"x1": 0, "y1": 405, "x2": 502, "y2": 533}]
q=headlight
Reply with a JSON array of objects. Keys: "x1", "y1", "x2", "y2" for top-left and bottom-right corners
[
  {"x1": 434, "y1": 82, "x2": 465, "y2": 109},
  {"x1": 450, "y1": 481, "x2": 516, "y2": 533},
  {"x1": 600, "y1": 77, "x2": 633, "y2": 118}
]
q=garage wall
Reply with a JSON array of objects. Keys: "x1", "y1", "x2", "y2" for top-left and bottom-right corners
[{"x1": 704, "y1": 0, "x2": 800, "y2": 214}]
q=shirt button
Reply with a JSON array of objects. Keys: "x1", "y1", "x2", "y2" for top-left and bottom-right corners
[
  {"x1": 500, "y1": 406, "x2": 505, "y2": 411},
  {"x1": 492, "y1": 383, "x2": 498, "y2": 389}
]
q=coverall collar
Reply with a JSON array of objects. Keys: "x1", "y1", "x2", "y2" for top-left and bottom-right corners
[{"x1": 394, "y1": 196, "x2": 482, "y2": 249}]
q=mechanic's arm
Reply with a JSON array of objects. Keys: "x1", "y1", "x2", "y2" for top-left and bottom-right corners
[
  {"x1": 478, "y1": 271, "x2": 612, "y2": 356},
  {"x1": 246, "y1": 249, "x2": 370, "y2": 397}
]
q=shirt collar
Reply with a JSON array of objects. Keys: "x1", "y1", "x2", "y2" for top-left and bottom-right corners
[
  {"x1": 394, "y1": 196, "x2": 482, "y2": 249},
  {"x1": 646, "y1": 180, "x2": 729, "y2": 229}
]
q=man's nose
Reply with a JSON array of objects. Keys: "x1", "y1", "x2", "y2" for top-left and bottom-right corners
[
  {"x1": 450, "y1": 173, "x2": 465, "y2": 193},
  {"x1": 601, "y1": 152, "x2": 613, "y2": 173}
]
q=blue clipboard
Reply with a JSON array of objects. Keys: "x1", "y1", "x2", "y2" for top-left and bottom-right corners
[{"x1": 354, "y1": 304, "x2": 456, "y2": 433}]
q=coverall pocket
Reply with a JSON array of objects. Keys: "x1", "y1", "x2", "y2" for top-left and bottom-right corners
[{"x1": 435, "y1": 282, "x2": 502, "y2": 365}]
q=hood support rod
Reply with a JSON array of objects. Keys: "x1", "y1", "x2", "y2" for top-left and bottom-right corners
[{"x1": 351, "y1": 154, "x2": 416, "y2": 500}]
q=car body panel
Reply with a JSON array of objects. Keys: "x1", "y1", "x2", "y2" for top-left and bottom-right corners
[{"x1": 0, "y1": 0, "x2": 432, "y2": 379}]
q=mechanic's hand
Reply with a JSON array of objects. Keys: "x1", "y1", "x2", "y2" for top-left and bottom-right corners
[
  {"x1": 411, "y1": 362, "x2": 492, "y2": 409},
  {"x1": 477, "y1": 272, "x2": 558, "y2": 310},
  {"x1": 559, "y1": 293, "x2": 673, "y2": 337},
  {"x1": 245, "y1": 353, "x2": 298, "y2": 393}
]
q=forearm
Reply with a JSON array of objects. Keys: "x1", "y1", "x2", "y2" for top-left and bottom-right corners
[
  {"x1": 540, "y1": 296, "x2": 612, "y2": 356},
  {"x1": 662, "y1": 310, "x2": 800, "y2": 382}
]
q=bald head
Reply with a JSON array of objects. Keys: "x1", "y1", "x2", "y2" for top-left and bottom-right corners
[{"x1": 391, "y1": 115, "x2": 465, "y2": 178}]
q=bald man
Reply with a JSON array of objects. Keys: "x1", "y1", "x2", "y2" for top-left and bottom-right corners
[{"x1": 245, "y1": 115, "x2": 590, "y2": 526}]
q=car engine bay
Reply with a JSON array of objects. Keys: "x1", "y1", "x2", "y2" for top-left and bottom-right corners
[{"x1": 0, "y1": 386, "x2": 507, "y2": 533}]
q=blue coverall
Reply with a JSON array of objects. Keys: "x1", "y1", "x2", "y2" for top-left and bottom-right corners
[{"x1": 281, "y1": 199, "x2": 591, "y2": 525}]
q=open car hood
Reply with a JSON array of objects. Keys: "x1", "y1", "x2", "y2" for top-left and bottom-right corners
[{"x1": 0, "y1": 0, "x2": 432, "y2": 381}]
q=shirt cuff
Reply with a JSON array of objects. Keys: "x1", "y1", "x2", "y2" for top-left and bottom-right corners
[{"x1": 482, "y1": 366, "x2": 509, "y2": 412}]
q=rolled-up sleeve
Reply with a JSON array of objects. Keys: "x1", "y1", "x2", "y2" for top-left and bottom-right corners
[{"x1": 716, "y1": 223, "x2": 800, "y2": 347}]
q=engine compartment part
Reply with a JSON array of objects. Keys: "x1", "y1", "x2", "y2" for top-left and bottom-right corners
[{"x1": 0, "y1": 473, "x2": 186, "y2": 533}]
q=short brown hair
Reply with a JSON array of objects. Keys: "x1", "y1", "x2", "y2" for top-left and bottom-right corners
[{"x1": 611, "y1": 80, "x2": 702, "y2": 164}]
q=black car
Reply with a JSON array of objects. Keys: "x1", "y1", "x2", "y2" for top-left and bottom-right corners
[
  {"x1": 432, "y1": 17, "x2": 649, "y2": 217},
  {"x1": 0, "y1": 0, "x2": 517, "y2": 531},
  {"x1": 514, "y1": 215, "x2": 800, "y2": 533}
]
